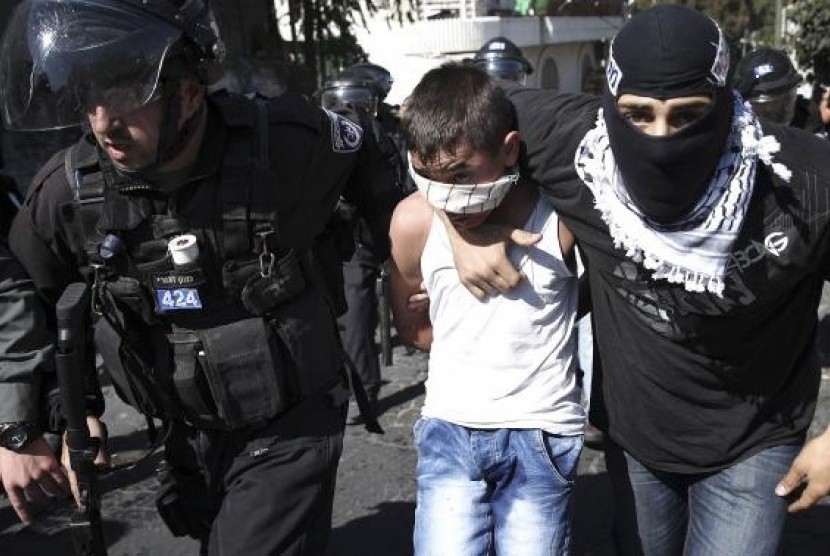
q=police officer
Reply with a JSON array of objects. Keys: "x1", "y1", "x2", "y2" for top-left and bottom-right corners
[
  {"x1": 3, "y1": 109, "x2": 105, "y2": 526},
  {"x1": 471, "y1": 36, "x2": 533, "y2": 84},
  {"x1": 0, "y1": 0, "x2": 400, "y2": 554},
  {"x1": 1, "y1": 191, "x2": 105, "y2": 528},
  {"x1": 319, "y1": 65, "x2": 406, "y2": 410},
  {"x1": 735, "y1": 47, "x2": 803, "y2": 126},
  {"x1": 348, "y1": 62, "x2": 407, "y2": 156},
  {"x1": 807, "y1": 79, "x2": 830, "y2": 139},
  {"x1": 347, "y1": 62, "x2": 410, "y2": 193}
]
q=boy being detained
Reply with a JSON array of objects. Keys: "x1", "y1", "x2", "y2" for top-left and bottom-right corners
[{"x1": 389, "y1": 62, "x2": 585, "y2": 556}]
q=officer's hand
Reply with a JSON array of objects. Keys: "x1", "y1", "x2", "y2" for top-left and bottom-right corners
[
  {"x1": 61, "y1": 416, "x2": 109, "y2": 508},
  {"x1": 407, "y1": 282, "x2": 430, "y2": 312},
  {"x1": 0, "y1": 437, "x2": 71, "y2": 524},
  {"x1": 438, "y1": 211, "x2": 541, "y2": 300},
  {"x1": 776, "y1": 426, "x2": 830, "y2": 512}
]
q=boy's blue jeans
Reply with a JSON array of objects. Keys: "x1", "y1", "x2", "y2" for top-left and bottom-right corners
[
  {"x1": 413, "y1": 417, "x2": 583, "y2": 556},
  {"x1": 605, "y1": 440, "x2": 801, "y2": 556}
]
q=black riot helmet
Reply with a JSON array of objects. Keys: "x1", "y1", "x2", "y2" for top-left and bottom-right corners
[
  {"x1": 0, "y1": 0, "x2": 223, "y2": 131},
  {"x1": 319, "y1": 67, "x2": 380, "y2": 117},
  {"x1": 735, "y1": 48, "x2": 801, "y2": 125},
  {"x1": 472, "y1": 37, "x2": 533, "y2": 84},
  {"x1": 349, "y1": 62, "x2": 393, "y2": 101}
]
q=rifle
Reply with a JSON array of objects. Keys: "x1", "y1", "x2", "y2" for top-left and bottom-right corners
[
  {"x1": 377, "y1": 261, "x2": 393, "y2": 367},
  {"x1": 56, "y1": 282, "x2": 108, "y2": 556}
]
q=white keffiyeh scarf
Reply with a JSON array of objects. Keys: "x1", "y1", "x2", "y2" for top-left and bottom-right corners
[{"x1": 574, "y1": 92, "x2": 792, "y2": 297}]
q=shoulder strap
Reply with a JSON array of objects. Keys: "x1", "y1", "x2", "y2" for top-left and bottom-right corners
[
  {"x1": 63, "y1": 142, "x2": 107, "y2": 271},
  {"x1": 215, "y1": 96, "x2": 279, "y2": 260}
]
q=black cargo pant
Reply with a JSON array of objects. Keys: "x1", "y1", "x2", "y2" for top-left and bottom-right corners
[
  {"x1": 157, "y1": 396, "x2": 347, "y2": 556},
  {"x1": 337, "y1": 242, "x2": 381, "y2": 401}
]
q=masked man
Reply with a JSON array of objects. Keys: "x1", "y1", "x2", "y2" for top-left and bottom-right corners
[{"x1": 438, "y1": 6, "x2": 830, "y2": 554}]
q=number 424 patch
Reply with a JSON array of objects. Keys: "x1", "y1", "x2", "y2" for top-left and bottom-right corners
[{"x1": 156, "y1": 288, "x2": 203, "y2": 311}]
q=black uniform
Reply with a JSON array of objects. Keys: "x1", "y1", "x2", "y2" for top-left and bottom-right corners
[
  {"x1": 0, "y1": 238, "x2": 55, "y2": 427},
  {"x1": 337, "y1": 101, "x2": 408, "y2": 403},
  {"x1": 507, "y1": 87, "x2": 830, "y2": 473},
  {"x1": 10, "y1": 91, "x2": 401, "y2": 555}
]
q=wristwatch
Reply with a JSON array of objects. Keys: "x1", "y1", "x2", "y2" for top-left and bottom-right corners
[{"x1": 0, "y1": 421, "x2": 40, "y2": 452}]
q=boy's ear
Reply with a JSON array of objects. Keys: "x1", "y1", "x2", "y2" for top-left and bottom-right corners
[{"x1": 503, "y1": 130, "x2": 520, "y2": 166}]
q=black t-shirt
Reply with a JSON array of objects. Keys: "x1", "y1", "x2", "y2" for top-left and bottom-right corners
[{"x1": 508, "y1": 87, "x2": 830, "y2": 472}]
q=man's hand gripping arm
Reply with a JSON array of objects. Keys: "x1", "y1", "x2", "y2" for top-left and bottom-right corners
[{"x1": 434, "y1": 210, "x2": 541, "y2": 300}]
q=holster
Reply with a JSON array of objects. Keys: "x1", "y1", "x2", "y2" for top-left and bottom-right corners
[{"x1": 169, "y1": 317, "x2": 292, "y2": 431}]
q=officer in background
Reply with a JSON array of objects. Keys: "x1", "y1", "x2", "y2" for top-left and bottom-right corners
[
  {"x1": 735, "y1": 47, "x2": 804, "y2": 126},
  {"x1": 0, "y1": 139, "x2": 22, "y2": 237},
  {"x1": 2, "y1": 130, "x2": 102, "y2": 526},
  {"x1": 807, "y1": 78, "x2": 830, "y2": 139},
  {"x1": 349, "y1": 62, "x2": 409, "y2": 173},
  {"x1": 0, "y1": 1, "x2": 400, "y2": 554},
  {"x1": 319, "y1": 64, "x2": 407, "y2": 411},
  {"x1": 471, "y1": 36, "x2": 533, "y2": 84}
]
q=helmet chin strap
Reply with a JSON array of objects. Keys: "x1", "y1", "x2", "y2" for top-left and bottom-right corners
[
  {"x1": 154, "y1": 85, "x2": 205, "y2": 169},
  {"x1": 120, "y1": 84, "x2": 204, "y2": 185},
  {"x1": 108, "y1": 81, "x2": 205, "y2": 192}
]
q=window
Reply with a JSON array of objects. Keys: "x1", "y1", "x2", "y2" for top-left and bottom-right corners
[{"x1": 541, "y1": 57, "x2": 559, "y2": 90}]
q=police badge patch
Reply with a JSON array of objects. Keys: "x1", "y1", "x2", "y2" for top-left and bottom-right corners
[{"x1": 324, "y1": 109, "x2": 363, "y2": 153}]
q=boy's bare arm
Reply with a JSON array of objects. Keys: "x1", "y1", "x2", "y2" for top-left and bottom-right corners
[{"x1": 389, "y1": 194, "x2": 433, "y2": 351}]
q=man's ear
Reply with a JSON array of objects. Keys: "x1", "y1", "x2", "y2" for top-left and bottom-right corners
[
  {"x1": 503, "y1": 130, "x2": 520, "y2": 166},
  {"x1": 178, "y1": 80, "x2": 206, "y2": 125}
]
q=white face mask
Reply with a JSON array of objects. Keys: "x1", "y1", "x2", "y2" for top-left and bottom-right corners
[{"x1": 408, "y1": 154, "x2": 519, "y2": 214}]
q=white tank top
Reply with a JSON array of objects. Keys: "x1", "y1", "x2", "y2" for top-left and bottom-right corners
[{"x1": 420, "y1": 196, "x2": 585, "y2": 435}]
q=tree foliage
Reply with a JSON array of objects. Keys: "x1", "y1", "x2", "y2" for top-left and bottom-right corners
[
  {"x1": 790, "y1": 0, "x2": 830, "y2": 81},
  {"x1": 211, "y1": 0, "x2": 418, "y2": 95},
  {"x1": 626, "y1": 0, "x2": 777, "y2": 49}
]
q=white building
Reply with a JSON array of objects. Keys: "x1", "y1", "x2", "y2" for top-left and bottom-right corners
[{"x1": 353, "y1": 1, "x2": 625, "y2": 104}]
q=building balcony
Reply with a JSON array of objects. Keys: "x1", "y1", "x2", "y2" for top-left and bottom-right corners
[{"x1": 414, "y1": 0, "x2": 624, "y2": 20}]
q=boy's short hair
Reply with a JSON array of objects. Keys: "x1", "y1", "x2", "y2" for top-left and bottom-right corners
[{"x1": 401, "y1": 62, "x2": 517, "y2": 164}]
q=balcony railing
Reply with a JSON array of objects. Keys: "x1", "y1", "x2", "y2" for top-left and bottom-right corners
[{"x1": 416, "y1": 0, "x2": 623, "y2": 20}]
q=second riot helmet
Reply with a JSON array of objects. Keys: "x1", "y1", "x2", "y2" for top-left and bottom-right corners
[
  {"x1": 735, "y1": 48, "x2": 801, "y2": 125},
  {"x1": 348, "y1": 62, "x2": 393, "y2": 101},
  {"x1": 319, "y1": 67, "x2": 381, "y2": 117},
  {"x1": 472, "y1": 37, "x2": 533, "y2": 83}
]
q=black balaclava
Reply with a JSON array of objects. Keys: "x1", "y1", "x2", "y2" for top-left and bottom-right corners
[{"x1": 602, "y1": 5, "x2": 733, "y2": 225}]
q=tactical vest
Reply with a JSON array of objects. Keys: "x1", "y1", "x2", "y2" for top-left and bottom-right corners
[{"x1": 62, "y1": 95, "x2": 348, "y2": 431}]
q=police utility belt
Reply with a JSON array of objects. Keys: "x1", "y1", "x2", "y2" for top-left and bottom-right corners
[{"x1": 64, "y1": 95, "x2": 348, "y2": 432}]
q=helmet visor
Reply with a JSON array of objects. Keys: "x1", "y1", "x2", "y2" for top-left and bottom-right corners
[
  {"x1": 320, "y1": 86, "x2": 378, "y2": 116},
  {"x1": 473, "y1": 59, "x2": 528, "y2": 84},
  {"x1": 0, "y1": 0, "x2": 181, "y2": 131},
  {"x1": 750, "y1": 89, "x2": 797, "y2": 125}
]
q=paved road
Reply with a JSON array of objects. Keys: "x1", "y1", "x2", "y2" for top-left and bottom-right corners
[{"x1": 2, "y1": 327, "x2": 830, "y2": 555}]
